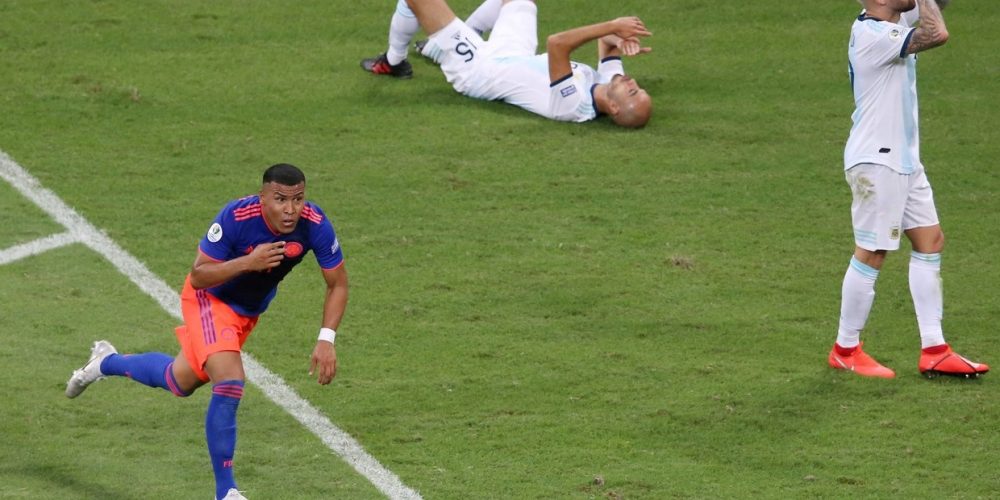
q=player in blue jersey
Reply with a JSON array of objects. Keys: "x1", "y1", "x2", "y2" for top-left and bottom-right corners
[
  {"x1": 65, "y1": 163, "x2": 349, "y2": 500},
  {"x1": 361, "y1": 0, "x2": 653, "y2": 128},
  {"x1": 829, "y1": 0, "x2": 987, "y2": 379}
]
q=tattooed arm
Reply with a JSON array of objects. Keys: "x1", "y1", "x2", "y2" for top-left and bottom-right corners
[{"x1": 907, "y1": 0, "x2": 949, "y2": 54}]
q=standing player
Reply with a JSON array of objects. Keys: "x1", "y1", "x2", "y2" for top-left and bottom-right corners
[
  {"x1": 360, "y1": 0, "x2": 654, "y2": 128},
  {"x1": 65, "y1": 163, "x2": 349, "y2": 500},
  {"x1": 829, "y1": 0, "x2": 988, "y2": 378}
]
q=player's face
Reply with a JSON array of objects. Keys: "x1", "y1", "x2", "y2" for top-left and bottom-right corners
[
  {"x1": 606, "y1": 74, "x2": 652, "y2": 128},
  {"x1": 260, "y1": 181, "x2": 305, "y2": 234},
  {"x1": 608, "y1": 74, "x2": 648, "y2": 106}
]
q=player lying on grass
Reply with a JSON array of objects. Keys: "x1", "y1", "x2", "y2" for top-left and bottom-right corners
[
  {"x1": 66, "y1": 163, "x2": 349, "y2": 500},
  {"x1": 829, "y1": 0, "x2": 987, "y2": 379},
  {"x1": 361, "y1": 0, "x2": 654, "y2": 128}
]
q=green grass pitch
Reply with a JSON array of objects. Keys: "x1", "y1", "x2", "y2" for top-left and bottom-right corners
[{"x1": 2, "y1": 0, "x2": 999, "y2": 498}]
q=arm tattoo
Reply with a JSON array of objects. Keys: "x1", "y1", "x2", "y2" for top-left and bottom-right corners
[{"x1": 908, "y1": 0, "x2": 949, "y2": 54}]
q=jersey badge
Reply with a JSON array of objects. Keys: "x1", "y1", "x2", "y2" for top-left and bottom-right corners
[
  {"x1": 284, "y1": 241, "x2": 304, "y2": 258},
  {"x1": 207, "y1": 223, "x2": 223, "y2": 243}
]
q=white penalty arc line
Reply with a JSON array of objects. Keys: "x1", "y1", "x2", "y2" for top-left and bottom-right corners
[{"x1": 0, "y1": 150, "x2": 422, "y2": 500}]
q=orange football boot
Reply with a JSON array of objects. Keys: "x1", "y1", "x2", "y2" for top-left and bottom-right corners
[
  {"x1": 828, "y1": 342, "x2": 896, "y2": 378},
  {"x1": 919, "y1": 344, "x2": 989, "y2": 378}
]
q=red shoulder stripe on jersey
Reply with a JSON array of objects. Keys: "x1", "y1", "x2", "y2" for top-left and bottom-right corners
[
  {"x1": 300, "y1": 206, "x2": 324, "y2": 224},
  {"x1": 234, "y1": 202, "x2": 261, "y2": 211},
  {"x1": 233, "y1": 203, "x2": 261, "y2": 215},
  {"x1": 234, "y1": 207, "x2": 262, "y2": 221}
]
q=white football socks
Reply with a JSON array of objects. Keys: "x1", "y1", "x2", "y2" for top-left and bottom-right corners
[
  {"x1": 387, "y1": 0, "x2": 420, "y2": 66},
  {"x1": 909, "y1": 251, "x2": 945, "y2": 348},
  {"x1": 837, "y1": 257, "x2": 879, "y2": 349}
]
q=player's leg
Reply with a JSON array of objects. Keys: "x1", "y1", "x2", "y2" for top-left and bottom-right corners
[
  {"x1": 405, "y1": 0, "x2": 459, "y2": 36},
  {"x1": 96, "y1": 349, "x2": 196, "y2": 397},
  {"x1": 415, "y1": 0, "x2": 501, "y2": 62},
  {"x1": 174, "y1": 276, "x2": 257, "y2": 498},
  {"x1": 65, "y1": 332, "x2": 201, "y2": 398},
  {"x1": 465, "y1": 0, "x2": 503, "y2": 34},
  {"x1": 904, "y1": 170, "x2": 988, "y2": 376},
  {"x1": 361, "y1": 0, "x2": 418, "y2": 78},
  {"x1": 483, "y1": 0, "x2": 538, "y2": 59},
  {"x1": 830, "y1": 164, "x2": 901, "y2": 378},
  {"x1": 203, "y1": 351, "x2": 247, "y2": 500}
]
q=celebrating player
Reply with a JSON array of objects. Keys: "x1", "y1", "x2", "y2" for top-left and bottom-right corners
[
  {"x1": 65, "y1": 163, "x2": 349, "y2": 500},
  {"x1": 829, "y1": 0, "x2": 987, "y2": 378},
  {"x1": 361, "y1": 0, "x2": 653, "y2": 128}
]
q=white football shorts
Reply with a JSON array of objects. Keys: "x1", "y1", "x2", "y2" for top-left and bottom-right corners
[
  {"x1": 846, "y1": 162, "x2": 939, "y2": 251},
  {"x1": 425, "y1": 0, "x2": 538, "y2": 97}
]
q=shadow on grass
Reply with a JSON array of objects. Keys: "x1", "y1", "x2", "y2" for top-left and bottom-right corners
[{"x1": 0, "y1": 463, "x2": 133, "y2": 500}]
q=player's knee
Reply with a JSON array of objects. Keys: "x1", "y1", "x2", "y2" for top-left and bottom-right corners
[{"x1": 931, "y1": 231, "x2": 945, "y2": 253}]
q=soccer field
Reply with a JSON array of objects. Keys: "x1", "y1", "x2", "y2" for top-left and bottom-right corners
[{"x1": 2, "y1": 0, "x2": 999, "y2": 498}]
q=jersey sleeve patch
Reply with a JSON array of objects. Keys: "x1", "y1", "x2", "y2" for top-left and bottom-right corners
[{"x1": 207, "y1": 223, "x2": 223, "y2": 242}]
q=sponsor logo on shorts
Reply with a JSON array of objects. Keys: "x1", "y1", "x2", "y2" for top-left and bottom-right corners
[
  {"x1": 560, "y1": 85, "x2": 577, "y2": 98},
  {"x1": 207, "y1": 223, "x2": 223, "y2": 243}
]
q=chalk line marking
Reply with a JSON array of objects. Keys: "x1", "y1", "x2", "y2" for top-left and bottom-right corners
[
  {"x1": 0, "y1": 231, "x2": 79, "y2": 265},
  {"x1": 0, "y1": 150, "x2": 421, "y2": 500}
]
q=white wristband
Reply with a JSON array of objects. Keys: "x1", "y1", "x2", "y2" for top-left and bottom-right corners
[{"x1": 318, "y1": 327, "x2": 336, "y2": 344}]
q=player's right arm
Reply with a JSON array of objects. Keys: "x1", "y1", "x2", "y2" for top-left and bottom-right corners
[
  {"x1": 189, "y1": 242, "x2": 286, "y2": 289},
  {"x1": 907, "y1": 0, "x2": 949, "y2": 54},
  {"x1": 599, "y1": 34, "x2": 651, "y2": 59},
  {"x1": 546, "y1": 16, "x2": 651, "y2": 83}
]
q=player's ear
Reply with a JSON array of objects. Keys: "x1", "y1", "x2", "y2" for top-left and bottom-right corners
[{"x1": 607, "y1": 100, "x2": 620, "y2": 116}]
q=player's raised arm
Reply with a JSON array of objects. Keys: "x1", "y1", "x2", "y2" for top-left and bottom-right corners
[
  {"x1": 907, "y1": 0, "x2": 949, "y2": 54},
  {"x1": 546, "y1": 16, "x2": 651, "y2": 83},
  {"x1": 599, "y1": 33, "x2": 651, "y2": 59}
]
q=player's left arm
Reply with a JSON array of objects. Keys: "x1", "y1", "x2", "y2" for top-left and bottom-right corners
[
  {"x1": 309, "y1": 263, "x2": 347, "y2": 385},
  {"x1": 309, "y1": 263, "x2": 349, "y2": 385},
  {"x1": 907, "y1": 0, "x2": 949, "y2": 54},
  {"x1": 546, "y1": 16, "x2": 651, "y2": 83}
]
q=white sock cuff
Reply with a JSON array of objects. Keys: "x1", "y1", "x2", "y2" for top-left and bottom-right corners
[
  {"x1": 849, "y1": 256, "x2": 879, "y2": 281},
  {"x1": 910, "y1": 251, "x2": 941, "y2": 268}
]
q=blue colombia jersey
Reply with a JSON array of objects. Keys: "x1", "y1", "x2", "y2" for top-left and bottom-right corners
[{"x1": 198, "y1": 195, "x2": 344, "y2": 317}]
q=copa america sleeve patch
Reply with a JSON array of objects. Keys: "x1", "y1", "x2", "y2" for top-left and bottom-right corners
[{"x1": 207, "y1": 222, "x2": 223, "y2": 242}]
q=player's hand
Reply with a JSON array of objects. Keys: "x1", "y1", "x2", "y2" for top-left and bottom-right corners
[
  {"x1": 309, "y1": 341, "x2": 337, "y2": 385},
  {"x1": 617, "y1": 37, "x2": 652, "y2": 57},
  {"x1": 612, "y1": 16, "x2": 651, "y2": 41},
  {"x1": 247, "y1": 241, "x2": 285, "y2": 271}
]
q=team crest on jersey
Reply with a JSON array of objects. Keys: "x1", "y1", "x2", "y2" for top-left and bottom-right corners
[
  {"x1": 207, "y1": 223, "x2": 223, "y2": 243},
  {"x1": 889, "y1": 29, "x2": 901, "y2": 39},
  {"x1": 284, "y1": 241, "x2": 304, "y2": 258}
]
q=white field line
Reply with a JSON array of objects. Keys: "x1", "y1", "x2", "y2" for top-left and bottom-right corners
[
  {"x1": 0, "y1": 150, "x2": 421, "y2": 500},
  {"x1": 0, "y1": 231, "x2": 79, "y2": 265}
]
